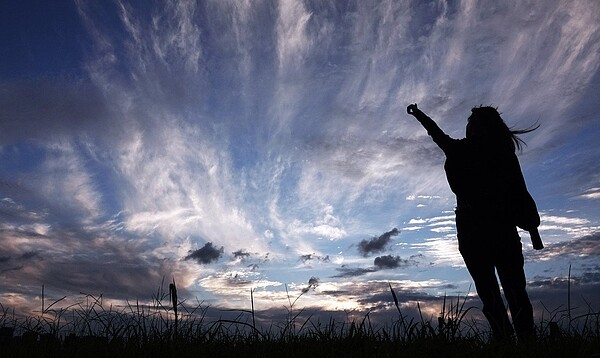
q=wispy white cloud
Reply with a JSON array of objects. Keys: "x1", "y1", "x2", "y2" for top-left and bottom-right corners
[
  {"x1": 577, "y1": 188, "x2": 600, "y2": 200},
  {"x1": 150, "y1": 1, "x2": 201, "y2": 73},
  {"x1": 536, "y1": 212, "x2": 600, "y2": 241},
  {"x1": 116, "y1": 122, "x2": 272, "y2": 259},
  {"x1": 542, "y1": 215, "x2": 589, "y2": 226},
  {"x1": 276, "y1": 0, "x2": 313, "y2": 72},
  {"x1": 199, "y1": 270, "x2": 283, "y2": 308},
  {"x1": 41, "y1": 142, "x2": 104, "y2": 222},
  {"x1": 411, "y1": 236, "x2": 463, "y2": 267}
]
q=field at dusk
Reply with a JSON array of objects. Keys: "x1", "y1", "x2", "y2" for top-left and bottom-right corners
[{"x1": 1, "y1": 0, "x2": 600, "y2": 355}]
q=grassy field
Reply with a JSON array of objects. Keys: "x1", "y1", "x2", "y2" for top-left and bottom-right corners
[{"x1": 0, "y1": 282, "x2": 598, "y2": 357}]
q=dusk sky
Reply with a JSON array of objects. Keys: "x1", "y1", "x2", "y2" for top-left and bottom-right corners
[{"x1": 1, "y1": 0, "x2": 599, "y2": 324}]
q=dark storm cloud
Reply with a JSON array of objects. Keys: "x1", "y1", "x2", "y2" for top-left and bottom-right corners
[
  {"x1": 333, "y1": 252, "x2": 421, "y2": 278},
  {"x1": 374, "y1": 255, "x2": 400, "y2": 269},
  {"x1": 0, "y1": 250, "x2": 41, "y2": 275},
  {"x1": 232, "y1": 249, "x2": 251, "y2": 259},
  {"x1": 299, "y1": 253, "x2": 330, "y2": 263},
  {"x1": 331, "y1": 266, "x2": 376, "y2": 278},
  {"x1": 374, "y1": 255, "x2": 416, "y2": 269},
  {"x1": 357, "y1": 228, "x2": 399, "y2": 257},
  {"x1": 185, "y1": 242, "x2": 224, "y2": 264},
  {"x1": 231, "y1": 250, "x2": 269, "y2": 271},
  {"x1": 0, "y1": 222, "x2": 172, "y2": 300},
  {"x1": 301, "y1": 276, "x2": 320, "y2": 294}
]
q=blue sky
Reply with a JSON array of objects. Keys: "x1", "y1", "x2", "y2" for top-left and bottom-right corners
[{"x1": 1, "y1": 0, "x2": 599, "y2": 324}]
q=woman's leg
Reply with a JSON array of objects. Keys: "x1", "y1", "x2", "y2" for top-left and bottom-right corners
[
  {"x1": 461, "y1": 250, "x2": 514, "y2": 339},
  {"x1": 456, "y1": 210, "x2": 513, "y2": 339},
  {"x1": 495, "y1": 234, "x2": 534, "y2": 340}
]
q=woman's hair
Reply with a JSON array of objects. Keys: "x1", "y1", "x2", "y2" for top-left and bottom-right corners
[{"x1": 467, "y1": 106, "x2": 539, "y2": 152}]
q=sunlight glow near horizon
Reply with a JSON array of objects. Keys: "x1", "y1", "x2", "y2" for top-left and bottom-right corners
[{"x1": 1, "y1": 0, "x2": 599, "y2": 320}]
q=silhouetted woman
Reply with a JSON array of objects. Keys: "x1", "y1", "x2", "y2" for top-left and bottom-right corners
[{"x1": 407, "y1": 103, "x2": 540, "y2": 341}]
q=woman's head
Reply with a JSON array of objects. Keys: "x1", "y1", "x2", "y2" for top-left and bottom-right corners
[{"x1": 466, "y1": 106, "x2": 537, "y2": 151}]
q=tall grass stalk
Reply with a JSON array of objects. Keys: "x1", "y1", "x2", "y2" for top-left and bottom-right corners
[
  {"x1": 568, "y1": 263, "x2": 572, "y2": 334},
  {"x1": 169, "y1": 278, "x2": 178, "y2": 339}
]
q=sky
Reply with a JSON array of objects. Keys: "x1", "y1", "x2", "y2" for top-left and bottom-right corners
[{"x1": 1, "y1": 0, "x2": 599, "y2": 327}]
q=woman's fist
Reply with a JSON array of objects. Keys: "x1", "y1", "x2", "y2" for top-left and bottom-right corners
[{"x1": 407, "y1": 103, "x2": 419, "y2": 115}]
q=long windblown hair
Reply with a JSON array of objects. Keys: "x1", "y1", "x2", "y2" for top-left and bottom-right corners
[{"x1": 467, "y1": 106, "x2": 539, "y2": 152}]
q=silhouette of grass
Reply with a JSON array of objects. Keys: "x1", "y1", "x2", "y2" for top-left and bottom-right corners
[{"x1": 0, "y1": 281, "x2": 598, "y2": 357}]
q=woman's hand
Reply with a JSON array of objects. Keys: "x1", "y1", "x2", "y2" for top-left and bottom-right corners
[{"x1": 407, "y1": 103, "x2": 419, "y2": 116}]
